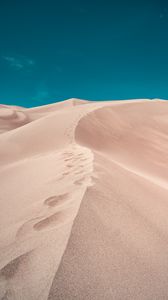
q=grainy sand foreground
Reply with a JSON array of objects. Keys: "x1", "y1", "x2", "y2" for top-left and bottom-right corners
[{"x1": 0, "y1": 98, "x2": 168, "y2": 300}]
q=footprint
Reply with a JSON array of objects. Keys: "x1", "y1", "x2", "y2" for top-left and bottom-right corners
[
  {"x1": 71, "y1": 158, "x2": 80, "y2": 163},
  {"x1": 67, "y1": 164, "x2": 73, "y2": 168},
  {"x1": 44, "y1": 193, "x2": 69, "y2": 207},
  {"x1": 0, "y1": 252, "x2": 31, "y2": 280},
  {"x1": 16, "y1": 216, "x2": 44, "y2": 238},
  {"x1": 74, "y1": 177, "x2": 85, "y2": 186},
  {"x1": 64, "y1": 152, "x2": 73, "y2": 156},
  {"x1": 62, "y1": 172, "x2": 70, "y2": 176},
  {"x1": 33, "y1": 211, "x2": 67, "y2": 231},
  {"x1": 75, "y1": 171, "x2": 83, "y2": 175},
  {"x1": 75, "y1": 175, "x2": 94, "y2": 187},
  {"x1": 64, "y1": 158, "x2": 72, "y2": 162}
]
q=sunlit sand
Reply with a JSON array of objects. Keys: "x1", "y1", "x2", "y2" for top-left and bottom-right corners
[{"x1": 0, "y1": 98, "x2": 168, "y2": 299}]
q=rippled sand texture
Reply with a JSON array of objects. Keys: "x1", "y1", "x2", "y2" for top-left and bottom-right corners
[{"x1": 0, "y1": 99, "x2": 168, "y2": 299}]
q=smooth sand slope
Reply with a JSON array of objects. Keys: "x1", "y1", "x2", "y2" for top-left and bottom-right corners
[{"x1": 0, "y1": 98, "x2": 168, "y2": 299}]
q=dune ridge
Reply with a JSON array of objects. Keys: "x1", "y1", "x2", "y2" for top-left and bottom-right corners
[{"x1": 0, "y1": 99, "x2": 168, "y2": 299}]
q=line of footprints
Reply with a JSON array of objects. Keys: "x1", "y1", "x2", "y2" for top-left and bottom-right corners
[{"x1": 16, "y1": 144, "x2": 96, "y2": 238}]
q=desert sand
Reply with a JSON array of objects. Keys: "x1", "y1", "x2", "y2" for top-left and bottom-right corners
[{"x1": 0, "y1": 98, "x2": 168, "y2": 299}]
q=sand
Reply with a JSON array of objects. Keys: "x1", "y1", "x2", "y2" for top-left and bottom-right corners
[{"x1": 0, "y1": 98, "x2": 168, "y2": 299}]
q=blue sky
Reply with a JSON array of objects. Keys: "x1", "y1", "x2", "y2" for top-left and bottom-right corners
[{"x1": 0, "y1": 0, "x2": 168, "y2": 107}]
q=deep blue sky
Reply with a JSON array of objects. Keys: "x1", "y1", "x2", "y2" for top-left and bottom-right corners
[{"x1": 0, "y1": 0, "x2": 168, "y2": 107}]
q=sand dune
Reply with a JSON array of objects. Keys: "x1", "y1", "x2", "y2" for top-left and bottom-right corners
[{"x1": 0, "y1": 98, "x2": 168, "y2": 299}]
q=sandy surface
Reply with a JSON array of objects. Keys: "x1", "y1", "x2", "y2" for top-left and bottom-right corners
[{"x1": 0, "y1": 98, "x2": 168, "y2": 299}]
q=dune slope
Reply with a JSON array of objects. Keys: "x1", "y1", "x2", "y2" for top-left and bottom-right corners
[{"x1": 0, "y1": 99, "x2": 168, "y2": 299}]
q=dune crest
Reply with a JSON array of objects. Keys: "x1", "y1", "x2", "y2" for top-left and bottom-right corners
[{"x1": 0, "y1": 99, "x2": 168, "y2": 299}]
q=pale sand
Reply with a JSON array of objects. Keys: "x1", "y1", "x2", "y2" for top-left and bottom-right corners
[{"x1": 0, "y1": 98, "x2": 168, "y2": 299}]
